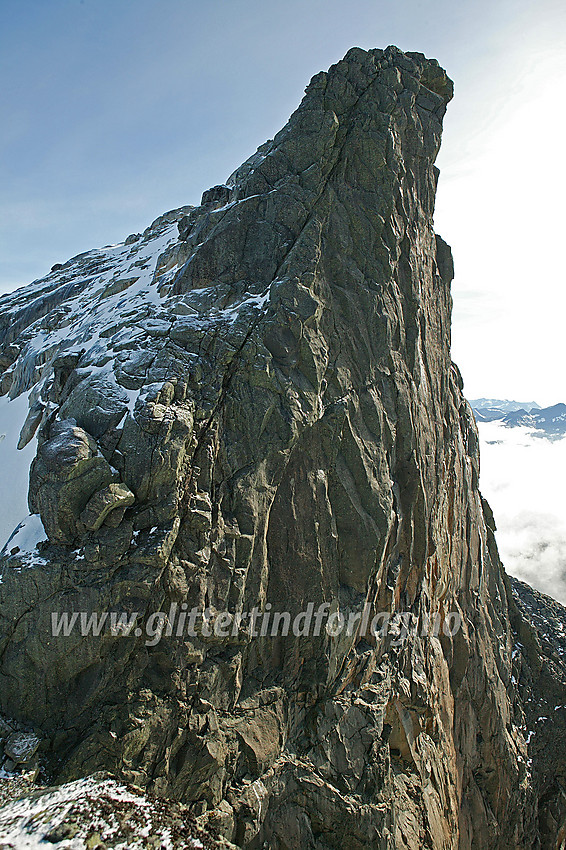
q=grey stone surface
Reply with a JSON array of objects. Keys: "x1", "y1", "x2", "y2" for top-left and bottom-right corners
[
  {"x1": 80, "y1": 483, "x2": 135, "y2": 531},
  {"x1": 28, "y1": 419, "x2": 117, "y2": 543}
]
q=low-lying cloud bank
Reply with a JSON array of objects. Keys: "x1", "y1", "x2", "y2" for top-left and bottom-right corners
[{"x1": 478, "y1": 420, "x2": 566, "y2": 603}]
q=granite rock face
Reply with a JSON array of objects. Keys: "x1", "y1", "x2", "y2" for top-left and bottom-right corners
[{"x1": 0, "y1": 46, "x2": 565, "y2": 848}]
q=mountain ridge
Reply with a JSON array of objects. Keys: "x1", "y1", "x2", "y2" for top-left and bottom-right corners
[
  {"x1": 471, "y1": 398, "x2": 566, "y2": 437},
  {"x1": 1, "y1": 46, "x2": 565, "y2": 849}
]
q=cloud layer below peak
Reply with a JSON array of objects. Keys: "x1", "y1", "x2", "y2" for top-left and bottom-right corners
[{"x1": 478, "y1": 420, "x2": 566, "y2": 603}]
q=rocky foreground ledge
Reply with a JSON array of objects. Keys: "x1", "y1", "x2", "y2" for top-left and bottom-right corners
[
  {"x1": 1, "y1": 46, "x2": 565, "y2": 848},
  {"x1": 0, "y1": 772, "x2": 235, "y2": 848}
]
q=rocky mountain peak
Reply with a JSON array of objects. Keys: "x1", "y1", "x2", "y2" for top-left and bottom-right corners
[{"x1": 0, "y1": 46, "x2": 565, "y2": 849}]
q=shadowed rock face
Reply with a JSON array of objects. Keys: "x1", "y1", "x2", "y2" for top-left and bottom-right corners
[{"x1": 0, "y1": 45, "x2": 565, "y2": 849}]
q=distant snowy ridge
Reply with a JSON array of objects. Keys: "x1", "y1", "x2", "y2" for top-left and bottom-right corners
[
  {"x1": 471, "y1": 398, "x2": 566, "y2": 437},
  {"x1": 470, "y1": 398, "x2": 541, "y2": 416}
]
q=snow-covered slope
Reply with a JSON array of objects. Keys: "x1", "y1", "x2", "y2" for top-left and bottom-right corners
[
  {"x1": 0, "y1": 209, "x2": 183, "y2": 551},
  {"x1": 0, "y1": 197, "x2": 274, "y2": 553},
  {"x1": 0, "y1": 773, "x2": 220, "y2": 848},
  {"x1": 0, "y1": 393, "x2": 43, "y2": 551}
]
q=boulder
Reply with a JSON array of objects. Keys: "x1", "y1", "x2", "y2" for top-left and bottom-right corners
[
  {"x1": 4, "y1": 732, "x2": 40, "y2": 765},
  {"x1": 28, "y1": 419, "x2": 116, "y2": 543},
  {"x1": 80, "y1": 483, "x2": 135, "y2": 531}
]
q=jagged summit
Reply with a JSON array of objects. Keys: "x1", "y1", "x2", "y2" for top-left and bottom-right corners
[
  {"x1": 0, "y1": 45, "x2": 454, "y2": 555},
  {"x1": 1, "y1": 47, "x2": 565, "y2": 849}
]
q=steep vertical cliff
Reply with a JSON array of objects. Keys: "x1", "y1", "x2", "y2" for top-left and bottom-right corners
[{"x1": 1, "y1": 46, "x2": 565, "y2": 848}]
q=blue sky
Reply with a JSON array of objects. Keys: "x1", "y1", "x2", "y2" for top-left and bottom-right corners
[{"x1": 1, "y1": 0, "x2": 565, "y2": 402}]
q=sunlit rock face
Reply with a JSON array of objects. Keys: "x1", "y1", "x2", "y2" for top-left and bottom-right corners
[{"x1": 1, "y1": 46, "x2": 565, "y2": 849}]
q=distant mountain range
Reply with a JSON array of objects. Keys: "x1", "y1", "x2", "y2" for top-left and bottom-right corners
[{"x1": 471, "y1": 399, "x2": 566, "y2": 437}]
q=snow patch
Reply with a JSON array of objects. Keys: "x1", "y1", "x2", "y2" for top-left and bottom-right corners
[
  {"x1": 1, "y1": 514, "x2": 46, "y2": 559},
  {"x1": 0, "y1": 775, "x2": 209, "y2": 849},
  {"x1": 0, "y1": 393, "x2": 39, "y2": 550}
]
